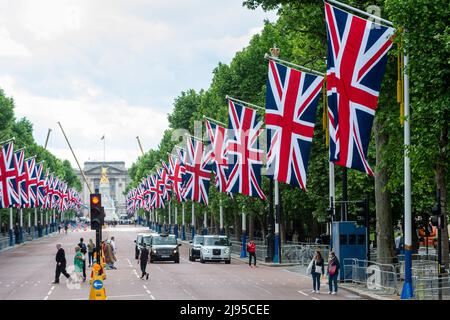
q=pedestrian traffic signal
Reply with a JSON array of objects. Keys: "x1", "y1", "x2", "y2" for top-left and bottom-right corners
[
  {"x1": 90, "y1": 193, "x2": 104, "y2": 230},
  {"x1": 355, "y1": 200, "x2": 367, "y2": 226}
]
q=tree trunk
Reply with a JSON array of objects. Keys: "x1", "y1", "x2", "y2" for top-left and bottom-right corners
[
  {"x1": 374, "y1": 117, "x2": 396, "y2": 264},
  {"x1": 249, "y1": 214, "x2": 254, "y2": 240},
  {"x1": 436, "y1": 116, "x2": 448, "y2": 268}
]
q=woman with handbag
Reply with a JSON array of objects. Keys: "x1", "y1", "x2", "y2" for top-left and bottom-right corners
[
  {"x1": 307, "y1": 251, "x2": 325, "y2": 293},
  {"x1": 327, "y1": 251, "x2": 340, "y2": 295}
]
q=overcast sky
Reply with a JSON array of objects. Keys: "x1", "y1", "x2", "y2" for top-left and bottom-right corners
[{"x1": 0, "y1": 0, "x2": 276, "y2": 169}]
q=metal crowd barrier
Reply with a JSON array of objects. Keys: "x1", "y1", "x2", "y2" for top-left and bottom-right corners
[
  {"x1": 413, "y1": 275, "x2": 450, "y2": 300},
  {"x1": 343, "y1": 259, "x2": 399, "y2": 295}
]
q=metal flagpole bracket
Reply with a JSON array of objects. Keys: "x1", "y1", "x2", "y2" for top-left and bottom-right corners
[
  {"x1": 325, "y1": 0, "x2": 394, "y2": 27},
  {"x1": 264, "y1": 53, "x2": 325, "y2": 77},
  {"x1": 0, "y1": 137, "x2": 15, "y2": 145},
  {"x1": 203, "y1": 115, "x2": 227, "y2": 127},
  {"x1": 184, "y1": 132, "x2": 204, "y2": 142},
  {"x1": 226, "y1": 95, "x2": 265, "y2": 111}
]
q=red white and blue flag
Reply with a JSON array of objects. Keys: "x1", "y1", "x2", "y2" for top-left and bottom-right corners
[
  {"x1": 24, "y1": 157, "x2": 38, "y2": 208},
  {"x1": 161, "y1": 161, "x2": 173, "y2": 201},
  {"x1": 265, "y1": 60, "x2": 324, "y2": 190},
  {"x1": 225, "y1": 100, "x2": 266, "y2": 200},
  {"x1": 325, "y1": 2, "x2": 395, "y2": 175},
  {"x1": 204, "y1": 119, "x2": 229, "y2": 193},
  {"x1": 0, "y1": 141, "x2": 19, "y2": 208},
  {"x1": 169, "y1": 153, "x2": 185, "y2": 202},
  {"x1": 183, "y1": 137, "x2": 211, "y2": 205},
  {"x1": 14, "y1": 149, "x2": 28, "y2": 207},
  {"x1": 152, "y1": 173, "x2": 165, "y2": 209},
  {"x1": 36, "y1": 162, "x2": 46, "y2": 207}
]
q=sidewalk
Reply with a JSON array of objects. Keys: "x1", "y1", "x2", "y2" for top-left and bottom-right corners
[{"x1": 0, "y1": 231, "x2": 60, "y2": 253}]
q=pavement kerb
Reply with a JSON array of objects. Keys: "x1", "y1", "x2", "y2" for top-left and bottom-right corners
[
  {"x1": 339, "y1": 284, "x2": 397, "y2": 300},
  {"x1": 0, "y1": 231, "x2": 61, "y2": 253}
]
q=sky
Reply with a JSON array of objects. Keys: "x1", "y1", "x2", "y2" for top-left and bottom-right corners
[{"x1": 0, "y1": 0, "x2": 277, "y2": 169}]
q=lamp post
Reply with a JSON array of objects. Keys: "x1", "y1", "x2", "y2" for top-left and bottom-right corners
[{"x1": 181, "y1": 202, "x2": 186, "y2": 240}]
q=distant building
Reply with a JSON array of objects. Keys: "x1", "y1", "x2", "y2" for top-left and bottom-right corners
[{"x1": 76, "y1": 161, "x2": 131, "y2": 217}]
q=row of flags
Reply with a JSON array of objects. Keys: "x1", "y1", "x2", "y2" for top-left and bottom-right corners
[
  {"x1": 0, "y1": 140, "x2": 82, "y2": 212},
  {"x1": 127, "y1": 2, "x2": 395, "y2": 214}
]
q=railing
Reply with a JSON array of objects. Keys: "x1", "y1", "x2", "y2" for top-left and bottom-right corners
[
  {"x1": 412, "y1": 275, "x2": 450, "y2": 300},
  {"x1": 281, "y1": 244, "x2": 330, "y2": 265},
  {"x1": 343, "y1": 259, "x2": 399, "y2": 295}
]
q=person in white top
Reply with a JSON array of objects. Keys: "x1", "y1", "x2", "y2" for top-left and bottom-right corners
[{"x1": 110, "y1": 236, "x2": 116, "y2": 254}]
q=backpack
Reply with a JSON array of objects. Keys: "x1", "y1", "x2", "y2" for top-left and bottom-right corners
[{"x1": 79, "y1": 243, "x2": 87, "y2": 254}]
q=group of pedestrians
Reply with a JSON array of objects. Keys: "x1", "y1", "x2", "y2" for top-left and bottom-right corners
[
  {"x1": 307, "y1": 250, "x2": 340, "y2": 294},
  {"x1": 52, "y1": 236, "x2": 118, "y2": 284}
]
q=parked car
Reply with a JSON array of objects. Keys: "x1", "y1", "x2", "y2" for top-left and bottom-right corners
[
  {"x1": 134, "y1": 233, "x2": 153, "y2": 259},
  {"x1": 150, "y1": 234, "x2": 181, "y2": 263},
  {"x1": 200, "y1": 235, "x2": 231, "y2": 264},
  {"x1": 188, "y1": 235, "x2": 204, "y2": 261}
]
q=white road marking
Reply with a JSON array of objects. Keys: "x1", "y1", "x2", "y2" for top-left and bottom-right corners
[
  {"x1": 143, "y1": 285, "x2": 148, "y2": 290},
  {"x1": 312, "y1": 297, "x2": 320, "y2": 300},
  {"x1": 146, "y1": 290, "x2": 151, "y2": 294},
  {"x1": 298, "y1": 290, "x2": 309, "y2": 296},
  {"x1": 150, "y1": 295, "x2": 155, "y2": 300},
  {"x1": 43, "y1": 296, "x2": 48, "y2": 300}
]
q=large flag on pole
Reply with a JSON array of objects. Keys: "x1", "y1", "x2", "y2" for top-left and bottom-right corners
[
  {"x1": 204, "y1": 119, "x2": 229, "y2": 193},
  {"x1": 36, "y1": 162, "x2": 46, "y2": 207},
  {"x1": 183, "y1": 137, "x2": 211, "y2": 205},
  {"x1": 14, "y1": 149, "x2": 28, "y2": 208},
  {"x1": 169, "y1": 153, "x2": 184, "y2": 202},
  {"x1": 225, "y1": 100, "x2": 266, "y2": 200},
  {"x1": 24, "y1": 157, "x2": 38, "y2": 208},
  {"x1": 0, "y1": 141, "x2": 20, "y2": 208},
  {"x1": 265, "y1": 59, "x2": 324, "y2": 190},
  {"x1": 325, "y1": 2, "x2": 395, "y2": 175}
]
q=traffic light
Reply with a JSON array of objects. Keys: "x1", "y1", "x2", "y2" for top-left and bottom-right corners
[
  {"x1": 90, "y1": 193, "x2": 104, "y2": 230},
  {"x1": 430, "y1": 190, "x2": 444, "y2": 229},
  {"x1": 355, "y1": 200, "x2": 367, "y2": 226}
]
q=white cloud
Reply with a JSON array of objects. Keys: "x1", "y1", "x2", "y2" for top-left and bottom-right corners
[
  {"x1": 0, "y1": 27, "x2": 32, "y2": 58},
  {"x1": 0, "y1": 1, "x2": 277, "y2": 171},
  {"x1": 1, "y1": 75, "x2": 168, "y2": 168}
]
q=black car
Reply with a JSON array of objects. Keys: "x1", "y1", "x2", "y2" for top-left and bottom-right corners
[
  {"x1": 134, "y1": 233, "x2": 153, "y2": 259},
  {"x1": 150, "y1": 234, "x2": 181, "y2": 263},
  {"x1": 189, "y1": 235, "x2": 204, "y2": 261}
]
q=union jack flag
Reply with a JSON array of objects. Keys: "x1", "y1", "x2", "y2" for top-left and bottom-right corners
[
  {"x1": 204, "y1": 119, "x2": 229, "y2": 193},
  {"x1": 14, "y1": 149, "x2": 28, "y2": 207},
  {"x1": 161, "y1": 161, "x2": 173, "y2": 201},
  {"x1": 36, "y1": 162, "x2": 46, "y2": 207},
  {"x1": 265, "y1": 60, "x2": 324, "y2": 190},
  {"x1": 0, "y1": 141, "x2": 19, "y2": 208},
  {"x1": 58, "y1": 181, "x2": 68, "y2": 213},
  {"x1": 226, "y1": 100, "x2": 266, "y2": 200},
  {"x1": 143, "y1": 177, "x2": 153, "y2": 211},
  {"x1": 152, "y1": 173, "x2": 165, "y2": 209},
  {"x1": 325, "y1": 2, "x2": 395, "y2": 175},
  {"x1": 183, "y1": 137, "x2": 211, "y2": 205},
  {"x1": 51, "y1": 177, "x2": 61, "y2": 210},
  {"x1": 169, "y1": 153, "x2": 184, "y2": 202},
  {"x1": 44, "y1": 173, "x2": 54, "y2": 209},
  {"x1": 24, "y1": 157, "x2": 38, "y2": 208}
]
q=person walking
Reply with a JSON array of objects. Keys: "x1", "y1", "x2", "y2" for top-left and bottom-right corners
[
  {"x1": 64, "y1": 224, "x2": 68, "y2": 234},
  {"x1": 77, "y1": 238, "x2": 87, "y2": 281},
  {"x1": 53, "y1": 244, "x2": 71, "y2": 284},
  {"x1": 104, "y1": 240, "x2": 117, "y2": 270},
  {"x1": 110, "y1": 236, "x2": 116, "y2": 254},
  {"x1": 307, "y1": 251, "x2": 325, "y2": 293},
  {"x1": 247, "y1": 240, "x2": 256, "y2": 268},
  {"x1": 73, "y1": 247, "x2": 84, "y2": 283},
  {"x1": 138, "y1": 243, "x2": 150, "y2": 280},
  {"x1": 327, "y1": 251, "x2": 340, "y2": 295},
  {"x1": 87, "y1": 239, "x2": 95, "y2": 267},
  {"x1": 58, "y1": 224, "x2": 61, "y2": 234}
]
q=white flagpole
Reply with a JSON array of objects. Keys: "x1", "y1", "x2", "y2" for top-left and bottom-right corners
[
  {"x1": 401, "y1": 51, "x2": 413, "y2": 299},
  {"x1": 220, "y1": 199, "x2": 224, "y2": 235}
]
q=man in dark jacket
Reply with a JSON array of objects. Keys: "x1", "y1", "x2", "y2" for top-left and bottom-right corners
[
  {"x1": 53, "y1": 244, "x2": 71, "y2": 284},
  {"x1": 138, "y1": 243, "x2": 150, "y2": 280},
  {"x1": 78, "y1": 238, "x2": 87, "y2": 281}
]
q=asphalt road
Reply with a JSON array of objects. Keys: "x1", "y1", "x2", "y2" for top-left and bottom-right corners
[{"x1": 0, "y1": 225, "x2": 364, "y2": 300}]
